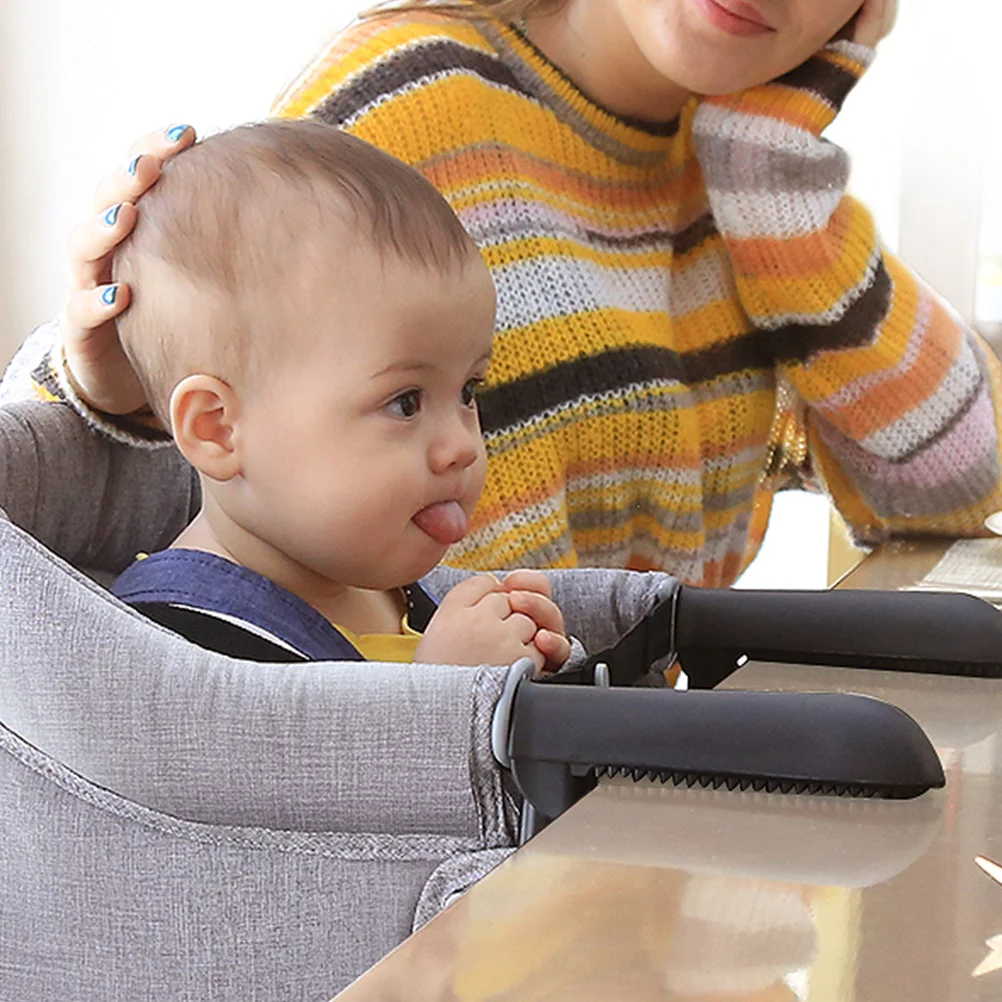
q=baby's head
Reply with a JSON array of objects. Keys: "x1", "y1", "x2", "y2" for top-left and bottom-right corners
[{"x1": 116, "y1": 121, "x2": 497, "y2": 590}]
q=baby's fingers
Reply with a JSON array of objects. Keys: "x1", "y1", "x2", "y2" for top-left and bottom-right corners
[
  {"x1": 436, "y1": 572, "x2": 502, "y2": 613},
  {"x1": 506, "y1": 589, "x2": 565, "y2": 636},
  {"x1": 501, "y1": 569, "x2": 551, "y2": 599},
  {"x1": 535, "y1": 630, "x2": 571, "y2": 673}
]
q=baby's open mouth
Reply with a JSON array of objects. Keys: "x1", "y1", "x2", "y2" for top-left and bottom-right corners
[{"x1": 412, "y1": 500, "x2": 469, "y2": 545}]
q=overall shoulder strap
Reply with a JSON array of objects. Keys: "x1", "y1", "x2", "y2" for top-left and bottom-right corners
[{"x1": 113, "y1": 549, "x2": 366, "y2": 662}]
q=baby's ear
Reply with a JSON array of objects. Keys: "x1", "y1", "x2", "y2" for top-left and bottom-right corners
[{"x1": 169, "y1": 374, "x2": 242, "y2": 481}]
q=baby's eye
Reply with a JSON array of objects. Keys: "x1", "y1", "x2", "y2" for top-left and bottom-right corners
[
  {"x1": 462, "y1": 378, "x2": 483, "y2": 408},
  {"x1": 387, "y1": 389, "x2": 422, "y2": 418}
]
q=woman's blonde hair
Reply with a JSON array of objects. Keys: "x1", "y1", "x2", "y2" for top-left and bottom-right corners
[{"x1": 360, "y1": 0, "x2": 564, "y2": 23}]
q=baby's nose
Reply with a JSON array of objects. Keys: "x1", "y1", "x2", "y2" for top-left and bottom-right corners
[{"x1": 430, "y1": 413, "x2": 481, "y2": 472}]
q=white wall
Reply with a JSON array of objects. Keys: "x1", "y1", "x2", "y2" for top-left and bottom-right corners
[{"x1": 0, "y1": 0, "x2": 365, "y2": 365}]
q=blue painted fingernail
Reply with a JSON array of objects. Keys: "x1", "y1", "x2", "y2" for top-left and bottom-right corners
[
  {"x1": 165, "y1": 124, "x2": 189, "y2": 143},
  {"x1": 104, "y1": 203, "x2": 122, "y2": 227},
  {"x1": 101, "y1": 285, "x2": 118, "y2": 306},
  {"x1": 126, "y1": 155, "x2": 141, "y2": 176}
]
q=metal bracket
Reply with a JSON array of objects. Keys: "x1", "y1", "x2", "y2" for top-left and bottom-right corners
[{"x1": 490, "y1": 657, "x2": 537, "y2": 769}]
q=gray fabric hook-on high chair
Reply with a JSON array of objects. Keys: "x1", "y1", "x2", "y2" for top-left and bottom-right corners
[
  {"x1": 0, "y1": 400, "x2": 673, "y2": 1001},
  {"x1": 0, "y1": 399, "x2": 967, "y2": 1000}
]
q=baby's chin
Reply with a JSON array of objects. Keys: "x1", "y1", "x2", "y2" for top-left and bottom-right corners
[{"x1": 345, "y1": 546, "x2": 449, "y2": 592}]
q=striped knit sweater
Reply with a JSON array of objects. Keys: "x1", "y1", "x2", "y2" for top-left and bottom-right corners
[
  {"x1": 270, "y1": 13, "x2": 1002, "y2": 585},
  {"x1": 24, "y1": 12, "x2": 1002, "y2": 586}
]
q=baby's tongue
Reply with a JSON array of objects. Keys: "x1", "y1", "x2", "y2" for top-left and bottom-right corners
[{"x1": 413, "y1": 501, "x2": 469, "y2": 545}]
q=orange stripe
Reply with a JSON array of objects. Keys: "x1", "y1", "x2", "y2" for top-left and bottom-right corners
[{"x1": 732, "y1": 199, "x2": 869, "y2": 281}]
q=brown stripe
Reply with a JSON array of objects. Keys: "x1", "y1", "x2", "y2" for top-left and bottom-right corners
[
  {"x1": 768, "y1": 259, "x2": 891, "y2": 363},
  {"x1": 313, "y1": 39, "x2": 538, "y2": 128},
  {"x1": 578, "y1": 212, "x2": 717, "y2": 254},
  {"x1": 477, "y1": 337, "x2": 773, "y2": 435},
  {"x1": 776, "y1": 56, "x2": 860, "y2": 113}
]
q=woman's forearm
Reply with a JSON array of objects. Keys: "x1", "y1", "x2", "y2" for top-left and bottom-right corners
[{"x1": 694, "y1": 40, "x2": 1002, "y2": 538}]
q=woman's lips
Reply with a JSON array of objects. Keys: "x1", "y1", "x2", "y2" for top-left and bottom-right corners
[{"x1": 691, "y1": 0, "x2": 776, "y2": 36}]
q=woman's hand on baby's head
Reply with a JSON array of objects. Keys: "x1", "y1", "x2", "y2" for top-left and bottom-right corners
[
  {"x1": 414, "y1": 572, "x2": 570, "y2": 674},
  {"x1": 62, "y1": 124, "x2": 196, "y2": 414}
]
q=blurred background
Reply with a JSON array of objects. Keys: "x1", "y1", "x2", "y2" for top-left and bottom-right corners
[{"x1": 0, "y1": 0, "x2": 997, "y2": 586}]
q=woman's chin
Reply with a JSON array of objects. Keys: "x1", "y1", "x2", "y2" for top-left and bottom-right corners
[
  {"x1": 661, "y1": 56, "x2": 784, "y2": 97},
  {"x1": 640, "y1": 10, "x2": 805, "y2": 96}
]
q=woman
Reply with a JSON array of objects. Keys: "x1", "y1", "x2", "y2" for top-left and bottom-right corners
[{"x1": 10, "y1": 0, "x2": 1002, "y2": 586}]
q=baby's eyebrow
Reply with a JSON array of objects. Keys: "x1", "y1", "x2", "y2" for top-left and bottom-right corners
[
  {"x1": 370, "y1": 360, "x2": 435, "y2": 379},
  {"x1": 371, "y1": 351, "x2": 492, "y2": 380}
]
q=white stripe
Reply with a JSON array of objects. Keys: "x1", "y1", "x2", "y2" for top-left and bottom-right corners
[
  {"x1": 567, "y1": 464, "x2": 701, "y2": 493},
  {"x1": 860, "y1": 344, "x2": 983, "y2": 460},
  {"x1": 692, "y1": 103, "x2": 835, "y2": 157},
  {"x1": 168, "y1": 603, "x2": 306, "y2": 657},
  {"x1": 706, "y1": 184, "x2": 844, "y2": 241},
  {"x1": 491, "y1": 255, "x2": 671, "y2": 332}
]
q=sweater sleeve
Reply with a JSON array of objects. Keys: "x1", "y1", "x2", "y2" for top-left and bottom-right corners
[
  {"x1": 692, "y1": 40, "x2": 1002, "y2": 542},
  {"x1": 0, "y1": 321, "x2": 172, "y2": 449}
]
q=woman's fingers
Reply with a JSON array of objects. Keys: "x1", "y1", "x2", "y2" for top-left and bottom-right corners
[
  {"x1": 853, "y1": 0, "x2": 897, "y2": 47},
  {"x1": 127, "y1": 123, "x2": 195, "y2": 161},
  {"x1": 91, "y1": 155, "x2": 159, "y2": 217},
  {"x1": 91, "y1": 125, "x2": 194, "y2": 212},
  {"x1": 67, "y1": 201, "x2": 138, "y2": 290},
  {"x1": 64, "y1": 283, "x2": 131, "y2": 334}
]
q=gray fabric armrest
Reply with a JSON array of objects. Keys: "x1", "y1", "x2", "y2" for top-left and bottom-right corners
[
  {"x1": 0, "y1": 400, "x2": 199, "y2": 573},
  {"x1": 0, "y1": 515, "x2": 516, "y2": 842}
]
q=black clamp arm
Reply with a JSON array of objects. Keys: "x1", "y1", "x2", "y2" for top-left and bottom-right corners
[{"x1": 547, "y1": 585, "x2": 1002, "y2": 689}]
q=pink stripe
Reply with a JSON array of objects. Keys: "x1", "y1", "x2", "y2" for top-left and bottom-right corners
[{"x1": 822, "y1": 388, "x2": 996, "y2": 489}]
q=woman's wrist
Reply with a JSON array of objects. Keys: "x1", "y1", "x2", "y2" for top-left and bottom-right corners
[
  {"x1": 696, "y1": 39, "x2": 874, "y2": 137},
  {"x1": 57, "y1": 341, "x2": 91, "y2": 406},
  {"x1": 53, "y1": 339, "x2": 169, "y2": 443}
]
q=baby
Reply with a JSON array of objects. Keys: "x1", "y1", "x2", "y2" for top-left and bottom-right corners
[{"x1": 110, "y1": 121, "x2": 570, "y2": 672}]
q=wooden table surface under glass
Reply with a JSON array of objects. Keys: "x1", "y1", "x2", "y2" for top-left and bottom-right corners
[{"x1": 336, "y1": 539, "x2": 1002, "y2": 1001}]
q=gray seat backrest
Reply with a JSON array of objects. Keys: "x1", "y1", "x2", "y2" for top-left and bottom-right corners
[
  {"x1": 0, "y1": 399, "x2": 199, "y2": 575},
  {"x1": 0, "y1": 402, "x2": 517, "y2": 1001}
]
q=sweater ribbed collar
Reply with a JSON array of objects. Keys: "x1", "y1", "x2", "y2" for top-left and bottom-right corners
[{"x1": 477, "y1": 18, "x2": 687, "y2": 163}]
